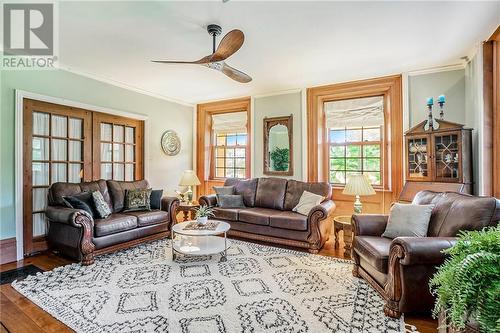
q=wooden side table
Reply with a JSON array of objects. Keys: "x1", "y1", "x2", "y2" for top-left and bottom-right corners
[
  {"x1": 176, "y1": 202, "x2": 200, "y2": 223},
  {"x1": 333, "y1": 215, "x2": 353, "y2": 258}
]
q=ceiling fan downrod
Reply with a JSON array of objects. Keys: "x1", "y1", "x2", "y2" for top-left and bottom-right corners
[{"x1": 207, "y1": 24, "x2": 222, "y2": 54}]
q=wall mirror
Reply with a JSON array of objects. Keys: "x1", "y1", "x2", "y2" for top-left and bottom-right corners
[{"x1": 264, "y1": 115, "x2": 293, "y2": 175}]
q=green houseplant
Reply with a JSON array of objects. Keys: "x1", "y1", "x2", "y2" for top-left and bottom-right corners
[
  {"x1": 194, "y1": 205, "x2": 215, "y2": 225},
  {"x1": 430, "y1": 226, "x2": 500, "y2": 332},
  {"x1": 270, "y1": 147, "x2": 290, "y2": 171}
]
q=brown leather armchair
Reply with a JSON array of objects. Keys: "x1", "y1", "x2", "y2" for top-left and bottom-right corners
[{"x1": 351, "y1": 191, "x2": 500, "y2": 318}]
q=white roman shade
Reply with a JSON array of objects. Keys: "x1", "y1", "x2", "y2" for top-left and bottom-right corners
[
  {"x1": 212, "y1": 112, "x2": 247, "y2": 133},
  {"x1": 324, "y1": 96, "x2": 384, "y2": 128}
]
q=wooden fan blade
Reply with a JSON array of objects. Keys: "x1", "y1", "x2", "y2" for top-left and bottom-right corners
[
  {"x1": 219, "y1": 62, "x2": 252, "y2": 83},
  {"x1": 210, "y1": 29, "x2": 244, "y2": 62},
  {"x1": 151, "y1": 55, "x2": 212, "y2": 64}
]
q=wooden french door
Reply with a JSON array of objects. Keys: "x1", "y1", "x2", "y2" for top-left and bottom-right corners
[
  {"x1": 23, "y1": 99, "x2": 92, "y2": 255},
  {"x1": 23, "y1": 99, "x2": 144, "y2": 256},
  {"x1": 92, "y1": 113, "x2": 144, "y2": 181}
]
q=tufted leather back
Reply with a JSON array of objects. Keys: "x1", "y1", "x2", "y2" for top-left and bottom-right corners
[
  {"x1": 107, "y1": 180, "x2": 149, "y2": 212},
  {"x1": 48, "y1": 179, "x2": 112, "y2": 208},
  {"x1": 412, "y1": 190, "x2": 500, "y2": 237},
  {"x1": 283, "y1": 180, "x2": 332, "y2": 211},
  {"x1": 254, "y1": 177, "x2": 288, "y2": 210}
]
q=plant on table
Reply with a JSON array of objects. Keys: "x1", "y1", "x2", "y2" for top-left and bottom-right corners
[
  {"x1": 429, "y1": 225, "x2": 500, "y2": 332},
  {"x1": 194, "y1": 205, "x2": 215, "y2": 225}
]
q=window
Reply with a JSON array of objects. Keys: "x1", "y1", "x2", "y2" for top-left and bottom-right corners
[
  {"x1": 99, "y1": 123, "x2": 136, "y2": 181},
  {"x1": 214, "y1": 132, "x2": 247, "y2": 178},
  {"x1": 329, "y1": 126, "x2": 383, "y2": 186}
]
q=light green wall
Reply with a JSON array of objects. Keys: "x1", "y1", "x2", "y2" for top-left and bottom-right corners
[
  {"x1": 253, "y1": 92, "x2": 303, "y2": 180},
  {"x1": 0, "y1": 69, "x2": 193, "y2": 240},
  {"x1": 408, "y1": 69, "x2": 466, "y2": 126}
]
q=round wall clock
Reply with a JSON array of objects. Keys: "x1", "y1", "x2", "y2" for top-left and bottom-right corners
[{"x1": 161, "y1": 130, "x2": 181, "y2": 156}]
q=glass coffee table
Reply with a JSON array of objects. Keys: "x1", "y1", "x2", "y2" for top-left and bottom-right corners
[{"x1": 171, "y1": 220, "x2": 231, "y2": 262}]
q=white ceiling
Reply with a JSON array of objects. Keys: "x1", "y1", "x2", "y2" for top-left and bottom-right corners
[{"x1": 58, "y1": 1, "x2": 500, "y2": 104}]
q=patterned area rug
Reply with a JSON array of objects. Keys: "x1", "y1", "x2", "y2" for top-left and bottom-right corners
[{"x1": 13, "y1": 239, "x2": 405, "y2": 333}]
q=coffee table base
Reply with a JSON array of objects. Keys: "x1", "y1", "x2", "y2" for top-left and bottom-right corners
[{"x1": 172, "y1": 235, "x2": 230, "y2": 262}]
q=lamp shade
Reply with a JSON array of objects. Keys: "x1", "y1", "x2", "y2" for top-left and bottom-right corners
[
  {"x1": 342, "y1": 174, "x2": 376, "y2": 196},
  {"x1": 178, "y1": 170, "x2": 201, "y2": 186}
]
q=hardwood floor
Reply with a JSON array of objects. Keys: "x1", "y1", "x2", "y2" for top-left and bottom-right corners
[{"x1": 0, "y1": 231, "x2": 437, "y2": 333}]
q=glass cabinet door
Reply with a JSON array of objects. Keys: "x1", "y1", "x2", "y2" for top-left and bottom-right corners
[
  {"x1": 433, "y1": 132, "x2": 460, "y2": 182},
  {"x1": 407, "y1": 135, "x2": 430, "y2": 180}
]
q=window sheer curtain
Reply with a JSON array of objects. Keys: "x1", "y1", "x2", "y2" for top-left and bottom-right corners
[{"x1": 324, "y1": 96, "x2": 384, "y2": 128}]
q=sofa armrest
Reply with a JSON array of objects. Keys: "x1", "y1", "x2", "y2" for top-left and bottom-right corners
[
  {"x1": 352, "y1": 214, "x2": 388, "y2": 237},
  {"x1": 391, "y1": 237, "x2": 457, "y2": 266},
  {"x1": 46, "y1": 206, "x2": 93, "y2": 228},
  {"x1": 308, "y1": 200, "x2": 336, "y2": 221},
  {"x1": 161, "y1": 196, "x2": 180, "y2": 223},
  {"x1": 199, "y1": 194, "x2": 217, "y2": 207}
]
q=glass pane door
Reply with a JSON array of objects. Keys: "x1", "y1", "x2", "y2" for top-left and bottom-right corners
[
  {"x1": 407, "y1": 136, "x2": 430, "y2": 180},
  {"x1": 434, "y1": 133, "x2": 460, "y2": 182},
  {"x1": 31, "y1": 112, "x2": 85, "y2": 237}
]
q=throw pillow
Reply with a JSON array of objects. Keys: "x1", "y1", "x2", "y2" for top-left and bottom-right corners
[
  {"x1": 382, "y1": 203, "x2": 435, "y2": 239},
  {"x1": 217, "y1": 194, "x2": 246, "y2": 208},
  {"x1": 213, "y1": 186, "x2": 234, "y2": 195},
  {"x1": 62, "y1": 193, "x2": 95, "y2": 218},
  {"x1": 123, "y1": 188, "x2": 152, "y2": 212},
  {"x1": 92, "y1": 191, "x2": 112, "y2": 219},
  {"x1": 150, "y1": 189, "x2": 163, "y2": 210},
  {"x1": 293, "y1": 191, "x2": 324, "y2": 216}
]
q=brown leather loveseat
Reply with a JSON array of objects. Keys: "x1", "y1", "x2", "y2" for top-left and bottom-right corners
[
  {"x1": 352, "y1": 191, "x2": 500, "y2": 318},
  {"x1": 46, "y1": 179, "x2": 179, "y2": 265},
  {"x1": 199, "y1": 177, "x2": 336, "y2": 253}
]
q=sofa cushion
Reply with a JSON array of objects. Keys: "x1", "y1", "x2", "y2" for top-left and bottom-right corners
[
  {"x1": 239, "y1": 208, "x2": 278, "y2": 226},
  {"x1": 269, "y1": 211, "x2": 308, "y2": 231},
  {"x1": 224, "y1": 178, "x2": 258, "y2": 207},
  {"x1": 94, "y1": 213, "x2": 137, "y2": 237},
  {"x1": 254, "y1": 178, "x2": 287, "y2": 210},
  {"x1": 284, "y1": 180, "x2": 331, "y2": 211},
  {"x1": 413, "y1": 191, "x2": 500, "y2": 237},
  {"x1": 49, "y1": 179, "x2": 111, "y2": 208},
  {"x1": 107, "y1": 180, "x2": 149, "y2": 213},
  {"x1": 213, "y1": 208, "x2": 240, "y2": 221},
  {"x1": 123, "y1": 210, "x2": 169, "y2": 227},
  {"x1": 353, "y1": 236, "x2": 392, "y2": 273}
]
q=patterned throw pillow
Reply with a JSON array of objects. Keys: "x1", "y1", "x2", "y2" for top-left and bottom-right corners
[
  {"x1": 123, "y1": 188, "x2": 152, "y2": 212},
  {"x1": 92, "y1": 191, "x2": 112, "y2": 219},
  {"x1": 217, "y1": 194, "x2": 246, "y2": 208}
]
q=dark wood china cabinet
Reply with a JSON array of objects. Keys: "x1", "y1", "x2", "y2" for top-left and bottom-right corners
[{"x1": 400, "y1": 119, "x2": 473, "y2": 201}]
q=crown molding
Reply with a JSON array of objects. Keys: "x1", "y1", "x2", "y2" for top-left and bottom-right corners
[
  {"x1": 407, "y1": 62, "x2": 466, "y2": 76},
  {"x1": 56, "y1": 62, "x2": 194, "y2": 107},
  {"x1": 253, "y1": 88, "x2": 302, "y2": 99}
]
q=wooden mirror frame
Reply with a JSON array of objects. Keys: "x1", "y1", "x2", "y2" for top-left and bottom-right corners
[{"x1": 263, "y1": 115, "x2": 293, "y2": 176}]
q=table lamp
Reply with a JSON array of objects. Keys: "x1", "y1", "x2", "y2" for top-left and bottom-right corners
[
  {"x1": 342, "y1": 174, "x2": 376, "y2": 214},
  {"x1": 178, "y1": 170, "x2": 201, "y2": 204}
]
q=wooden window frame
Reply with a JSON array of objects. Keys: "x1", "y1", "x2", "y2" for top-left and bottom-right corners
[
  {"x1": 213, "y1": 132, "x2": 248, "y2": 179},
  {"x1": 328, "y1": 126, "x2": 384, "y2": 187},
  {"x1": 196, "y1": 97, "x2": 251, "y2": 196},
  {"x1": 307, "y1": 75, "x2": 403, "y2": 209}
]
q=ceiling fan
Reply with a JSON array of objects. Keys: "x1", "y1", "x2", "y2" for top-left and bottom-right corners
[{"x1": 152, "y1": 24, "x2": 252, "y2": 83}]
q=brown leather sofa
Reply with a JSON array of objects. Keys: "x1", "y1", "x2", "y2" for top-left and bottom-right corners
[
  {"x1": 199, "y1": 177, "x2": 336, "y2": 253},
  {"x1": 46, "y1": 179, "x2": 179, "y2": 265},
  {"x1": 352, "y1": 190, "x2": 500, "y2": 318}
]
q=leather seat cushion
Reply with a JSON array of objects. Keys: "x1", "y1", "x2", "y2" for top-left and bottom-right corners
[
  {"x1": 354, "y1": 236, "x2": 392, "y2": 273},
  {"x1": 123, "y1": 210, "x2": 169, "y2": 227},
  {"x1": 94, "y1": 213, "x2": 137, "y2": 237},
  {"x1": 213, "y1": 208, "x2": 240, "y2": 221},
  {"x1": 239, "y1": 208, "x2": 278, "y2": 226},
  {"x1": 269, "y1": 211, "x2": 308, "y2": 231}
]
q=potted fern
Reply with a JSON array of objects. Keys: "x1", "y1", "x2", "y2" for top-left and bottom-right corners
[
  {"x1": 430, "y1": 226, "x2": 500, "y2": 332},
  {"x1": 194, "y1": 205, "x2": 215, "y2": 225}
]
